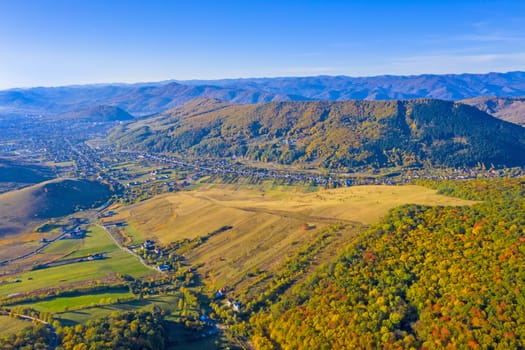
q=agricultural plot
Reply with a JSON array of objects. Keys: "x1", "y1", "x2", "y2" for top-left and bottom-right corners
[
  {"x1": 0, "y1": 225, "x2": 154, "y2": 298},
  {"x1": 64, "y1": 225, "x2": 118, "y2": 259},
  {"x1": 17, "y1": 289, "x2": 134, "y2": 313},
  {"x1": 0, "y1": 315, "x2": 30, "y2": 336},
  {"x1": 54, "y1": 295, "x2": 180, "y2": 325},
  {"x1": 0, "y1": 250, "x2": 151, "y2": 298}
]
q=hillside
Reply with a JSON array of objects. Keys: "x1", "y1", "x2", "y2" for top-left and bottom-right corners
[
  {"x1": 461, "y1": 96, "x2": 525, "y2": 127},
  {"x1": 0, "y1": 158, "x2": 53, "y2": 193},
  {"x1": 111, "y1": 98, "x2": 525, "y2": 169},
  {"x1": 53, "y1": 105, "x2": 134, "y2": 122},
  {"x1": 0, "y1": 179, "x2": 112, "y2": 236},
  {"x1": 104, "y1": 183, "x2": 474, "y2": 302},
  {"x1": 250, "y1": 178, "x2": 525, "y2": 349}
]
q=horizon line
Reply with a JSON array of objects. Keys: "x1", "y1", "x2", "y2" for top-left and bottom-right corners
[{"x1": 2, "y1": 70, "x2": 524, "y2": 91}]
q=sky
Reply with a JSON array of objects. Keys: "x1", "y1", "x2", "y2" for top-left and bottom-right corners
[{"x1": 0, "y1": 0, "x2": 524, "y2": 89}]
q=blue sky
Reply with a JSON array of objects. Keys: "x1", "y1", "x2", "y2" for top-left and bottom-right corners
[{"x1": 0, "y1": 0, "x2": 524, "y2": 89}]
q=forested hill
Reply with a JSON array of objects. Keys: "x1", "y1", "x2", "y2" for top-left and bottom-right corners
[
  {"x1": 250, "y1": 178, "x2": 525, "y2": 349},
  {"x1": 110, "y1": 98, "x2": 525, "y2": 170}
]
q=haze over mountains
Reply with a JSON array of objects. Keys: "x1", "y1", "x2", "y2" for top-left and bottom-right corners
[
  {"x1": 180, "y1": 71, "x2": 525, "y2": 100},
  {"x1": 53, "y1": 105, "x2": 134, "y2": 122},
  {"x1": 1, "y1": 71, "x2": 525, "y2": 118}
]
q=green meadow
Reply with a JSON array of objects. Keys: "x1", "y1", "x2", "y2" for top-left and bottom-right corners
[{"x1": 18, "y1": 289, "x2": 134, "y2": 313}]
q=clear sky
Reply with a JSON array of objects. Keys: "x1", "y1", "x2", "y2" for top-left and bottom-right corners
[{"x1": 0, "y1": 0, "x2": 524, "y2": 89}]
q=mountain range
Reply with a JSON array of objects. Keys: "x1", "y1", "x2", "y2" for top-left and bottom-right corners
[
  {"x1": 179, "y1": 71, "x2": 525, "y2": 100},
  {"x1": 1, "y1": 71, "x2": 525, "y2": 118}
]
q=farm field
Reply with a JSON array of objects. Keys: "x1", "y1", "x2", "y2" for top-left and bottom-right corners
[
  {"x1": 41, "y1": 239, "x2": 82, "y2": 256},
  {"x1": 0, "y1": 225, "x2": 155, "y2": 298},
  {"x1": 0, "y1": 250, "x2": 152, "y2": 298},
  {"x1": 63, "y1": 225, "x2": 118, "y2": 259},
  {"x1": 0, "y1": 315, "x2": 30, "y2": 336},
  {"x1": 53, "y1": 294, "x2": 220, "y2": 350},
  {"x1": 54, "y1": 295, "x2": 180, "y2": 325},
  {"x1": 17, "y1": 289, "x2": 134, "y2": 313}
]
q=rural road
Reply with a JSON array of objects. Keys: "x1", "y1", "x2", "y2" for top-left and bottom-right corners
[
  {"x1": 0, "y1": 232, "x2": 68, "y2": 267},
  {"x1": 9, "y1": 312, "x2": 57, "y2": 349}
]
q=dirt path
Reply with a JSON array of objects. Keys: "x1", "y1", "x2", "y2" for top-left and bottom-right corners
[
  {"x1": 95, "y1": 224, "x2": 164, "y2": 274},
  {"x1": 10, "y1": 312, "x2": 57, "y2": 349}
]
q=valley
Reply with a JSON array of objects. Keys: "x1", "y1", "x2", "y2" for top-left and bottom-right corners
[
  {"x1": 0, "y1": 79, "x2": 524, "y2": 349},
  {"x1": 3, "y1": 0, "x2": 525, "y2": 347}
]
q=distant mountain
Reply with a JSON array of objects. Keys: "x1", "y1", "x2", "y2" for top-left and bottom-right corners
[
  {"x1": 0, "y1": 82, "x2": 299, "y2": 116},
  {"x1": 0, "y1": 85, "x2": 132, "y2": 114},
  {"x1": 180, "y1": 71, "x2": 525, "y2": 100},
  {"x1": 104, "y1": 82, "x2": 299, "y2": 115},
  {"x1": 460, "y1": 96, "x2": 525, "y2": 127},
  {"x1": 1, "y1": 71, "x2": 524, "y2": 117},
  {"x1": 0, "y1": 179, "x2": 112, "y2": 236},
  {"x1": 110, "y1": 98, "x2": 525, "y2": 170},
  {"x1": 53, "y1": 105, "x2": 134, "y2": 122}
]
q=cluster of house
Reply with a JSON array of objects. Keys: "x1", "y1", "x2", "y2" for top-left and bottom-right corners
[
  {"x1": 136, "y1": 240, "x2": 172, "y2": 272},
  {"x1": 214, "y1": 288, "x2": 241, "y2": 312},
  {"x1": 143, "y1": 240, "x2": 165, "y2": 256},
  {"x1": 60, "y1": 218, "x2": 89, "y2": 239}
]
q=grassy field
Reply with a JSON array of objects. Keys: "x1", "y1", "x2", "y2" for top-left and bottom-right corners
[
  {"x1": 0, "y1": 225, "x2": 155, "y2": 298},
  {"x1": 113, "y1": 184, "x2": 474, "y2": 242},
  {"x1": 41, "y1": 239, "x2": 82, "y2": 256},
  {"x1": 107, "y1": 184, "x2": 475, "y2": 290},
  {"x1": 0, "y1": 315, "x2": 31, "y2": 336},
  {"x1": 121, "y1": 224, "x2": 147, "y2": 243},
  {"x1": 54, "y1": 295, "x2": 180, "y2": 325},
  {"x1": 19, "y1": 290, "x2": 134, "y2": 313},
  {"x1": 53, "y1": 294, "x2": 218, "y2": 349},
  {"x1": 65, "y1": 225, "x2": 118, "y2": 259},
  {"x1": 0, "y1": 250, "x2": 152, "y2": 297}
]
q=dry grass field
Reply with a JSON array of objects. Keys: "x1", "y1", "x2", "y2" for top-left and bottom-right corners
[
  {"x1": 0, "y1": 315, "x2": 30, "y2": 336},
  {"x1": 109, "y1": 184, "x2": 475, "y2": 289}
]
